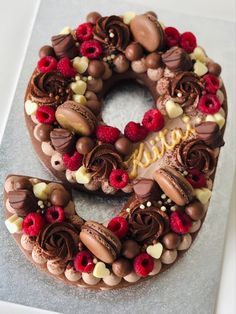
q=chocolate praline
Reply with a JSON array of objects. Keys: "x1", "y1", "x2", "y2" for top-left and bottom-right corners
[
  {"x1": 112, "y1": 258, "x2": 132, "y2": 277},
  {"x1": 50, "y1": 188, "x2": 71, "y2": 207},
  {"x1": 39, "y1": 45, "x2": 55, "y2": 58},
  {"x1": 207, "y1": 62, "x2": 222, "y2": 77},
  {"x1": 113, "y1": 54, "x2": 130, "y2": 73},
  {"x1": 121, "y1": 239, "x2": 140, "y2": 259},
  {"x1": 87, "y1": 60, "x2": 105, "y2": 78},
  {"x1": 162, "y1": 232, "x2": 181, "y2": 250},
  {"x1": 76, "y1": 137, "x2": 95, "y2": 154},
  {"x1": 114, "y1": 137, "x2": 133, "y2": 156},
  {"x1": 145, "y1": 52, "x2": 162, "y2": 69},
  {"x1": 125, "y1": 42, "x2": 144, "y2": 61},
  {"x1": 86, "y1": 100, "x2": 102, "y2": 115},
  {"x1": 86, "y1": 11, "x2": 102, "y2": 24},
  {"x1": 34, "y1": 124, "x2": 53, "y2": 142},
  {"x1": 185, "y1": 201, "x2": 205, "y2": 221},
  {"x1": 13, "y1": 177, "x2": 32, "y2": 191}
]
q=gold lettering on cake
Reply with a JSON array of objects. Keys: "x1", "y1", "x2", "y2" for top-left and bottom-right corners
[{"x1": 124, "y1": 122, "x2": 195, "y2": 179}]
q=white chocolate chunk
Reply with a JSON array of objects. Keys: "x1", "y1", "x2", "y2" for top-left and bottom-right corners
[
  {"x1": 5, "y1": 214, "x2": 23, "y2": 233},
  {"x1": 146, "y1": 242, "x2": 163, "y2": 259},
  {"x1": 216, "y1": 90, "x2": 225, "y2": 105},
  {"x1": 190, "y1": 47, "x2": 207, "y2": 63},
  {"x1": 206, "y1": 113, "x2": 225, "y2": 129},
  {"x1": 123, "y1": 12, "x2": 136, "y2": 25},
  {"x1": 75, "y1": 166, "x2": 92, "y2": 184},
  {"x1": 165, "y1": 100, "x2": 183, "y2": 119},
  {"x1": 73, "y1": 56, "x2": 89, "y2": 74},
  {"x1": 25, "y1": 100, "x2": 38, "y2": 116},
  {"x1": 33, "y1": 182, "x2": 49, "y2": 200},
  {"x1": 72, "y1": 94, "x2": 87, "y2": 105},
  {"x1": 59, "y1": 26, "x2": 72, "y2": 35},
  {"x1": 194, "y1": 60, "x2": 208, "y2": 77},
  {"x1": 70, "y1": 80, "x2": 87, "y2": 95},
  {"x1": 93, "y1": 262, "x2": 110, "y2": 278},
  {"x1": 194, "y1": 188, "x2": 212, "y2": 204}
]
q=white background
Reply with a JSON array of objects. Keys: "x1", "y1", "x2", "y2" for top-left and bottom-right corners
[{"x1": 0, "y1": 0, "x2": 235, "y2": 313}]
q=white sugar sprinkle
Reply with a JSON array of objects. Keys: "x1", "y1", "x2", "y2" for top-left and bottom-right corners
[
  {"x1": 161, "y1": 206, "x2": 166, "y2": 211},
  {"x1": 146, "y1": 201, "x2": 152, "y2": 207},
  {"x1": 140, "y1": 204, "x2": 145, "y2": 209},
  {"x1": 161, "y1": 194, "x2": 166, "y2": 199}
]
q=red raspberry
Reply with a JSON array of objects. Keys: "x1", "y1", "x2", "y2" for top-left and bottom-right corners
[
  {"x1": 179, "y1": 32, "x2": 197, "y2": 53},
  {"x1": 37, "y1": 56, "x2": 57, "y2": 73},
  {"x1": 170, "y1": 211, "x2": 192, "y2": 234},
  {"x1": 96, "y1": 125, "x2": 120, "y2": 144},
  {"x1": 109, "y1": 169, "x2": 129, "y2": 189},
  {"x1": 203, "y1": 74, "x2": 220, "y2": 94},
  {"x1": 198, "y1": 94, "x2": 221, "y2": 114},
  {"x1": 133, "y1": 253, "x2": 154, "y2": 277},
  {"x1": 75, "y1": 22, "x2": 94, "y2": 42},
  {"x1": 36, "y1": 105, "x2": 56, "y2": 124},
  {"x1": 74, "y1": 251, "x2": 94, "y2": 273},
  {"x1": 22, "y1": 212, "x2": 45, "y2": 236},
  {"x1": 57, "y1": 57, "x2": 77, "y2": 78},
  {"x1": 107, "y1": 216, "x2": 129, "y2": 239},
  {"x1": 186, "y1": 168, "x2": 206, "y2": 188},
  {"x1": 164, "y1": 27, "x2": 180, "y2": 48},
  {"x1": 63, "y1": 151, "x2": 83, "y2": 171},
  {"x1": 142, "y1": 109, "x2": 165, "y2": 132},
  {"x1": 45, "y1": 206, "x2": 65, "y2": 223},
  {"x1": 80, "y1": 40, "x2": 103, "y2": 59},
  {"x1": 124, "y1": 121, "x2": 148, "y2": 142}
]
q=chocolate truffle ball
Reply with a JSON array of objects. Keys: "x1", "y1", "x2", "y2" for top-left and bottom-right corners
[
  {"x1": 50, "y1": 188, "x2": 71, "y2": 207},
  {"x1": 14, "y1": 177, "x2": 32, "y2": 191},
  {"x1": 185, "y1": 201, "x2": 205, "y2": 221},
  {"x1": 125, "y1": 42, "x2": 143, "y2": 61},
  {"x1": 113, "y1": 54, "x2": 130, "y2": 73},
  {"x1": 86, "y1": 100, "x2": 102, "y2": 115},
  {"x1": 76, "y1": 137, "x2": 95, "y2": 154},
  {"x1": 145, "y1": 52, "x2": 162, "y2": 69},
  {"x1": 115, "y1": 137, "x2": 133, "y2": 156},
  {"x1": 207, "y1": 62, "x2": 222, "y2": 77},
  {"x1": 34, "y1": 124, "x2": 53, "y2": 142},
  {"x1": 39, "y1": 45, "x2": 55, "y2": 58},
  {"x1": 86, "y1": 11, "x2": 102, "y2": 24},
  {"x1": 112, "y1": 258, "x2": 132, "y2": 277},
  {"x1": 87, "y1": 60, "x2": 105, "y2": 78},
  {"x1": 122, "y1": 240, "x2": 140, "y2": 259},
  {"x1": 162, "y1": 232, "x2": 181, "y2": 250}
]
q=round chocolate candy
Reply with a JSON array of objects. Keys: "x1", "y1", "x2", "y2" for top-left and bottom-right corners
[
  {"x1": 113, "y1": 55, "x2": 130, "y2": 73},
  {"x1": 121, "y1": 240, "x2": 140, "y2": 259},
  {"x1": 76, "y1": 137, "x2": 95, "y2": 154},
  {"x1": 86, "y1": 11, "x2": 102, "y2": 24},
  {"x1": 50, "y1": 188, "x2": 71, "y2": 207},
  {"x1": 112, "y1": 258, "x2": 132, "y2": 277},
  {"x1": 87, "y1": 60, "x2": 105, "y2": 78},
  {"x1": 34, "y1": 124, "x2": 53, "y2": 142},
  {"x1": 145, "y1": 52, "x2": 162, "y2": 69},
  {"x1": 39, "y1": 45, "x2": 55, "y2": 58},
  {"x1": 115, "y1": 137, "x2": 133, "y2": 156},
  {"x1": 162, "y1": 232, "x2": 181, "y2": 250},
  {"x1": 185, "y1": 201, "x2": 205, "y2": 221},
  {"x1": 14, "y1": 177, "x2": 32, "y2": 191},
  {"x1": 207, "y1": 62, "x2": 222, "y2": 77},
  {"x1": 125, "y1": 42, "x2": 143, "y2": 61}
]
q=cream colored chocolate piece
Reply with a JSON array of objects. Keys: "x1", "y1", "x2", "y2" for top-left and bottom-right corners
[
  {"x1": 206, "y1": 112, "x2": 225, "y2": 129},
  {"x1": 165, "y1": 100, "x2": 183, "y2": 119},
  {"x1": 70, "y1": 80, "x2": 87, "y2": 95},
  {"x1": 194, "y1": 188, "x2": 212, "y2": 204},
  {"x1": 194, "y1": 60, "x2": 208, "y2": 76},
  {"x1": 33, "y1": 182, "x2": 49, "y2": 200},
  {"x1": 190, "y1": 46, "x2": 207, "y2": 63},
  {"x1": 73, "y1": 94, "x2": 87, "y2": 105},
  {"x1": 93, "y1": 262, "x2": 110, "y2": 278},
  {"x1": 73, "y1": 56, "x2": 89, "y2": 74},
  {"x1": 75, "y1": 166, "x2": 92, "y2": 184},
  {"x1": 123, "y1": 12, "x2": 136, "y2": 24},
  {"x1": 5, "y1": 214, "x2": 23, "y2": 233},
  {"x1": 146, "y1": 242, "x2": 163, "y2": 259},
  {"x1": 25, "y1": 100, "x2": 38, "y2": 115}
]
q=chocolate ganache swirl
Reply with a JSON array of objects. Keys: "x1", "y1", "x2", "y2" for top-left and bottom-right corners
[
  {"x1": 94, "y1": 15, "x2": 130, "y2": 52},
  {"x1": 121, "y1": 198, "x2": 169, "y2": 245},
  {"x1": 168, "y1": 71, "x2": 204, "y2": 108},
  {"x1": 177, "y1": 139, "x2": 216, "y2": 174},
  {"x1": 37, "y1": 222, "x2": 79, "y2": 263},
  {"x1": 83, "y1": 144, "x2": 124, "y2": 180},
  {"x1": 29, "y1": 71, "x2": 72, "y2": 107}
]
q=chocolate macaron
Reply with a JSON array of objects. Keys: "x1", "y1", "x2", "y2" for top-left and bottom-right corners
[
  {"x1": 154, "y1": 167, "x2": 194, "y2": 206},
  {"x1": 55, "y1": 101, "x2": 97, "y2": 136},
  {"x1": 80, "y1": 221, "x2": 121, "y2": 264}
]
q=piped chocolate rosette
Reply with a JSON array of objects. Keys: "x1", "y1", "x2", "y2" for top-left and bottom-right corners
[
  {"x1": 5, "y1": 10, "x2": 227, "y2": 289},
  {"x1": 24, "y1": 10, "x2": 227, "y2": 196}
]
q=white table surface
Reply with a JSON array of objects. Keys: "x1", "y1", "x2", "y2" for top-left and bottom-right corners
[{"x1": 0, "y1": 0, "x2": 235, "y2": 313}]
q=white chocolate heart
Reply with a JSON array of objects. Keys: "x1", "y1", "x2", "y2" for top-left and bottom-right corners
[
  {"x1": 75, "y1": 166, "x2": 92, "y2": 184},
  {"x1": 165, "y1": 100, "x2": 183, "y2": 119},
  {"x1": 5, "y1": 214, "x2": 23, "y2": 234},
  {"x1": 59, "y1": 26, "x2": 72, "y2": 35},
  {"x1": 70, "y1": 80, "x2": 87, "y2": 95},
  {"x1": 123, "y1": 12, "x2": 136, "y2": 25},
  {"x1": 25, "y1": 100, "x2": 38, "y2": 116},
  {"x1": 73, "y1": 94, "x2": 87, "y2": 105},
  {"x1": 206, "y1": 113, "x2": 225, "y2": 129},
  {"x1": 93, "y1": 262, "x2": 110, "y2": 278},
  {"x1": 33, "y1": 182, "x2": 49, "y2": 200},
  {"x1": 73, "y1": 56, "x2": 89, "y2": 74},
  {"x1": 194, "y1": 60, "x2": 208, "y2": 77},
  {"x1": 146, "y1": 242, "x2": 163, "y2": 259},
  {"x1": 190, "y1": 46, "x2": 207, "y2": 63},
  {"x1": 194, "y1": 188, "x2": 212, "y2": 204}
]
